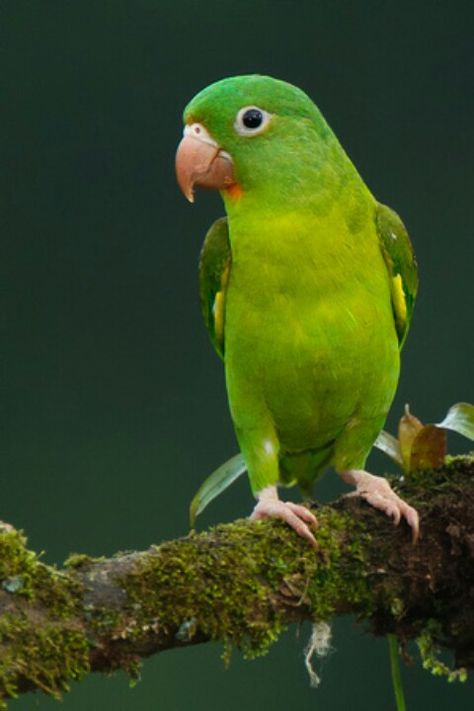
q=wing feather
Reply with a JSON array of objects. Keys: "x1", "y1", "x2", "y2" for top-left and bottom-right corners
[
  {"x1": 376, "y1": 203, "x2": 418, "y2": 347},
  {"x1": 199, "y1": 217, "x2": 231, "y2": 359}
]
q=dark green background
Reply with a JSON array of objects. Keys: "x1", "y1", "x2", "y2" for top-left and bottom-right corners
[{"x1": 2, "y1": 1, "x2": 473, "y2": 709}]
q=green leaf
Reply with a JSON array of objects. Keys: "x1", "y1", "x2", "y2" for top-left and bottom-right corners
[
  {"x1": 189, "y1": 453, "x2": 247, "y2": 528},
  {"x1": 410, "y1": 425, "x2": 447, "y2": 472},
  {"x1": 436, "y1": 403, "x2": 474, "y2": 441},
  {"x1": 374, "y1": 430, "x2": 403, "y2": 467}
]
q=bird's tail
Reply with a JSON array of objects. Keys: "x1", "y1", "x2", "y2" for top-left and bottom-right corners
[
  {"x1": 279, "y1": 444, "x2": 334, "y2": 496},
  {"x1": 189, "y1": 453, "x2": 246, "y2": 528}
]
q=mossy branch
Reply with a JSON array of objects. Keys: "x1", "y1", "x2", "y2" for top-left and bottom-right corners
[{"x1": 0, "y1": 456, "x2": 473, "y2": 706}]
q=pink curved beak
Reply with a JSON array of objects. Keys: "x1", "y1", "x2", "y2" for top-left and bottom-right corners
[{"x1": 175, "y1": 126, "x2": 235, "y2": 203}]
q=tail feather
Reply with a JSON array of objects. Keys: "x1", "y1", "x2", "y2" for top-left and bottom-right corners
[{"x1": 189, "y1": 453, "x2": 246, "y2": 527}]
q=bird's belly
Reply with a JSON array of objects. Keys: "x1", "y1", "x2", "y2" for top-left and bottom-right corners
[{"x1": 224, "y1": 282, "x2": 400, "y2": 453}]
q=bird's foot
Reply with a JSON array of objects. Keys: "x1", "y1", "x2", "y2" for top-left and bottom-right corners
[
  {"x1": 250, "y1": 486, "x2": 318, "y2": 547},
  {"x1": 340, "y1": 469, "x2": 419, "y2": 543}
]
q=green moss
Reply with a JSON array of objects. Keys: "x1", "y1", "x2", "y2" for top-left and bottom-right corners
[
  {"x1": 444, "y1": 453, "x2": 474, "y2": 470},
  {"x1": 0, "y1": 613, "x2": 90, "y2": 703},
  {"x1": 0, "y1": 528, "x2": 83, "y2": 615},
  {"x1": 126, "y1": 658, "x2": 142, "y2": 687},
  {"x1": 0, "y1": 528, "x2": 39, "y2": 599},
  {"x1": 117, "y1": 508, "x2": 373, "y2": 662},
  {"x1": 416, "y1": 621, "x2": 468, "y2": 683},
  {"x1": 306, "y1": 509, "x2": 372, "y2": 619},
  {"x1": 116, "y1": 522, "x2": 284, "y2": 658},
  {"x1": 0, "y1": 529, "x2": 90, "y2": 705},
  {"x1": 390, "y1": 597, "x2": 405, "y2": 620},
  {"x1": 391, "y1": 454, "x2": 474, "y2": 518},
  {"x1": 64, "y1": 553, "x2": 106, "y2": 570}
]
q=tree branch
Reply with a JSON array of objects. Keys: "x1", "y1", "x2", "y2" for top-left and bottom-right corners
[{"x1": 0, "y1": 455, "x2": 473, "y2": 706}]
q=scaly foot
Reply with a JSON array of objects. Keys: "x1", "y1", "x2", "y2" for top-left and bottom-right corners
[
  {"x1": 250, "y1": 486, "x2": 318, "y2": 547},
  {"x1": 339, "y1": 469, "x2": 419, "y2": 543}
]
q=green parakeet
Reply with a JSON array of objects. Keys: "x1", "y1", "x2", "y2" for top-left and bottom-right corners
[{"x1": 176, "y1": 75, "x2": 419, "y2": 545}]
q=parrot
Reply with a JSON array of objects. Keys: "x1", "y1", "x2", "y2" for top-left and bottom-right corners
[{"x1": 175, "y1": 75, "x2": 419, "y2": 547}]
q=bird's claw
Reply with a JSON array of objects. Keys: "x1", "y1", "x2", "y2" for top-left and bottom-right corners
[
  {"x1": 250, "y1": 498, "x2": 318, "y2": 547},
  {"x1": 343, "y1": 470, "x2": 419, "y2": 543}
]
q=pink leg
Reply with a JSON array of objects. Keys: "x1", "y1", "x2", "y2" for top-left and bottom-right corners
[
  {"x1": 339, "y1": 469, "x2": 419, "y2": 543},
  {"x1": 250, "y1": 486, "x2": 318, "y2": 547}
]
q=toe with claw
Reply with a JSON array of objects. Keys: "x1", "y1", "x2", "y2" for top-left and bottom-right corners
[
  {"x1": 250, "y1": 486, "x2": 318, "y2": 547},
  {"x1": 340, "y1": 469, "x2": 420, "y2": 543}
]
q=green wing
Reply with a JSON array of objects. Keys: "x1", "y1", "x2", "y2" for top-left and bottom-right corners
[
  {"x1": 191, "y1": 218, "x2": 240, "y2": 527},
  {"x1": 376, "y1": 202, "x2": 418, "y2": 347},
  {"x1": 199, "y1": 216, "x2": 231, "y2": 360}
]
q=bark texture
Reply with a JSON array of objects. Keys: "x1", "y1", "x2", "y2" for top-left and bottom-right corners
[{"x1": 0, "y1": 455, "x2": 472, "y2": 706}]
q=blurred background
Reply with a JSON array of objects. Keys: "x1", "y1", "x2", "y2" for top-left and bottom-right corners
[{"x1": 2, "y1": 1, "x2": 473, "y2": 709}]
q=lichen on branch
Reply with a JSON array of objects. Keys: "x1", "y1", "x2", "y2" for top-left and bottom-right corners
[{"x1": 0, "y1": 455, "x2": 473, "y2": 707}]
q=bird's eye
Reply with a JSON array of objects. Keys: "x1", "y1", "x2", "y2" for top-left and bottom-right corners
[
  {"x1": 234, "y1": 106, "x2": 271, "y2": 136},
  {"x1": 242, "y1": 108, "x2": 263, "y2": 128}
]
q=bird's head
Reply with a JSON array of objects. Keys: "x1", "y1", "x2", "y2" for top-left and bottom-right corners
[{"x1": 175, "y1": 75, "x2": 334, "y2": 207}]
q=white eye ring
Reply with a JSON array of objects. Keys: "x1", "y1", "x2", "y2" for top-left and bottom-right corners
[{"x1": 234, "y1": 106, "x2": 272, "y2": 137}]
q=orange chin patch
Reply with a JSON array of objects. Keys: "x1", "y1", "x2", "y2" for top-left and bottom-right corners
[{"x1": 225, "y1": 183, "x2": 243, "y2": 201}]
